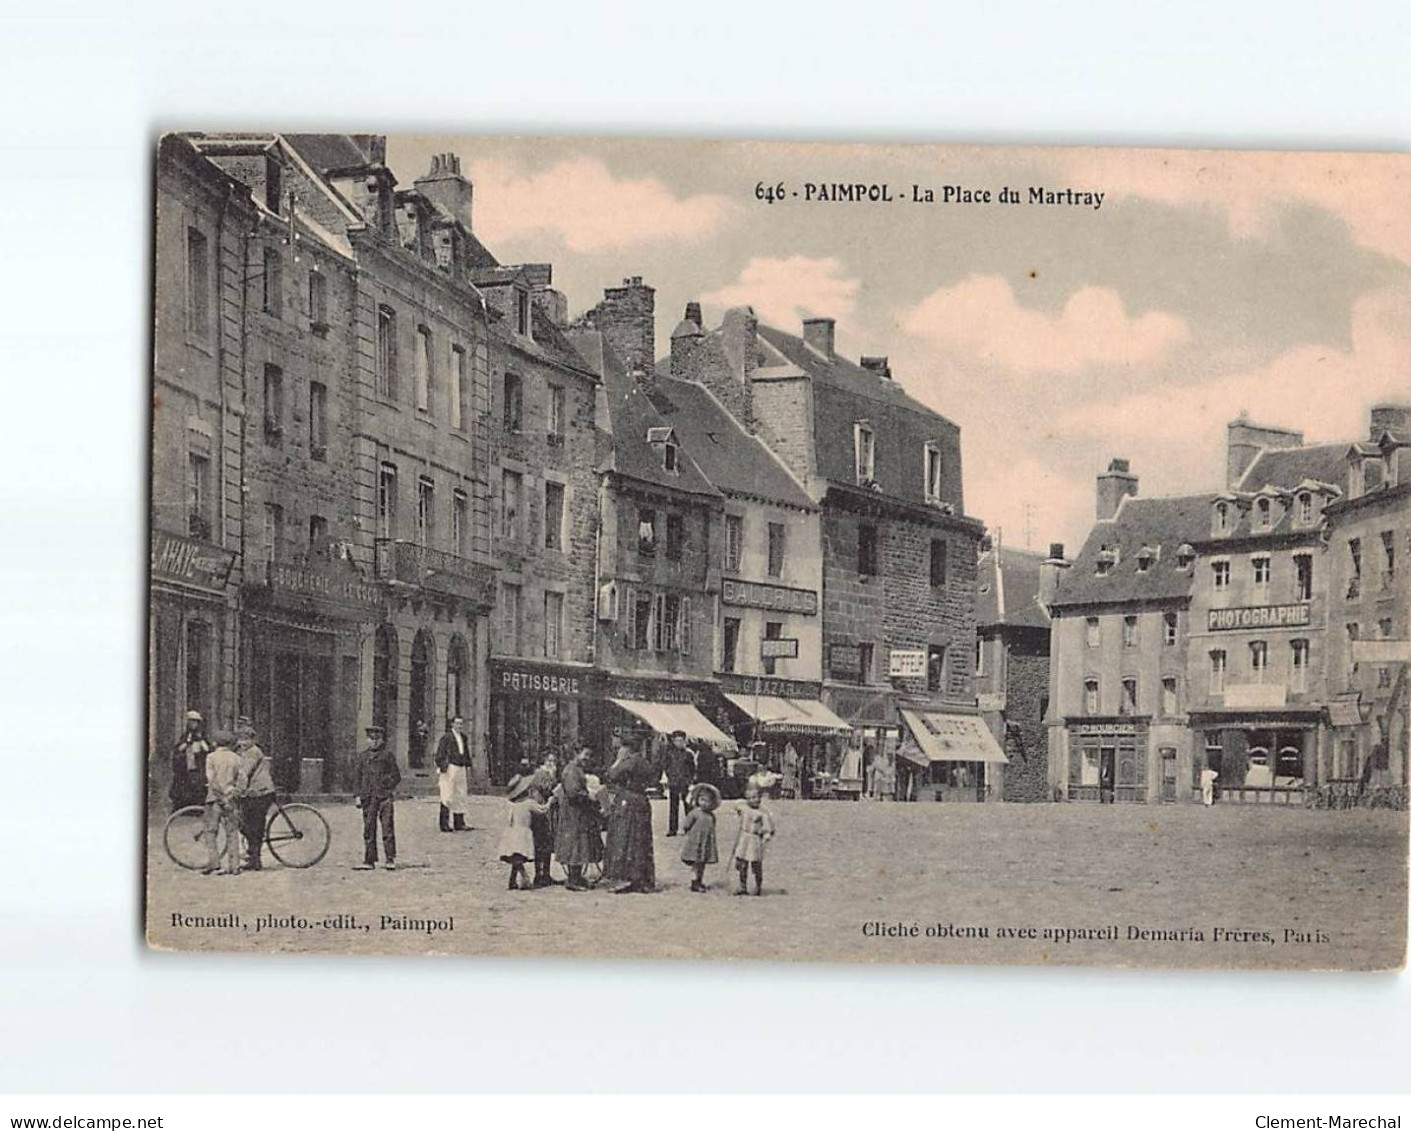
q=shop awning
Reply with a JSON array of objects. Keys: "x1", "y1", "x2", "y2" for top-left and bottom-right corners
[
  {"x1": 723, "y1": 693, "x2": 852, "y2": 737},
  {"x1": 607, "y1": 699, "x2": 735, "y2": 749},
  {"x1": 899, "y1": 710, "x2": 1009, "y2": 766}
]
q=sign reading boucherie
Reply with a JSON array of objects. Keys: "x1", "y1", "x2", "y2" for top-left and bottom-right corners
[
  {"x1": 267, "y1": 561, "x2": 382, "y2": 608},
  {"x1": 721, "y1": 578, "x2": 818, "y2": 615},
  {"x1": 1207, "y1": 604, "x2": 1311, "y2": 631},
  {"x1": 151, "y1": 531, "x2": 236, "y2": 592}
]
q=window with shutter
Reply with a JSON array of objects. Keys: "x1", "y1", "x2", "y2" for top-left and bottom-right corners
[
  {"x1": 653, "y1": 594, "x2": 666, "y2": 651},
  {"x1": 624, "y1": 588, "x2": 637, "y2": 649},
  {"x1": 680, "y1": 597, "x2": 692, "y2": 654}
]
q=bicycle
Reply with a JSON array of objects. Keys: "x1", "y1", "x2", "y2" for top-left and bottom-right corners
[{"x1": 163, "y1": 796, "x2": 331, "y2": 870}]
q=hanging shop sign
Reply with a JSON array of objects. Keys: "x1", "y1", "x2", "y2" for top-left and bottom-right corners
[{"x1": 151, "y1": 531, "x2": 236, "y2": 593}]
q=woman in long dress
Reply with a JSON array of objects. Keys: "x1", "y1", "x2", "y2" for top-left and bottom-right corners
[
  {"x1": 554, "y1": 745, "x2": 604, "y2": 890},
  {"x1": 603, "y1": 739, "x2": 656, "y2": 894}
]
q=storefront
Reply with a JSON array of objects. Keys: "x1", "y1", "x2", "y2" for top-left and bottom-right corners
[
  {"x1": 1189, "y1": 709, "x2": 1322, "y2": 804},
  {"x1": 898, "y1": 708, "x2": 1009, "y2": 801},
  {"x1": 149, "y1": 531, "x2": 237, "y2": 788},
  {"x1": 719, "y1": 673, "x2": 853, "y2": 797},
  {"x1": 823, "y1": 681, "x2": 902, "y2": 796},
  {"x1": 1061, "y1": 719, "x2": 1151, "y2": 803},
  {"x1": 242, "y1": 559, "x2": 380, "y2": 793},
  {"x1": 488, "y1": 658, "x2": 601, "y2": 785}
]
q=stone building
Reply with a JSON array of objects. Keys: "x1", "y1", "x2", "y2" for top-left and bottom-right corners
[
  {"x1": 670, "y1": 304, "x2": 997, "y2": 798},
  {"x1": 1047, "y1": 462, "x2": 1207, "y2": 803},
  {"x1": 1324, "y1": 404, "x2": 1410, "y2": 791},
  {"x1": 976, "y1": 541, "x2": 1058, "y2": 802},
  {"x1": 149, "y1": 135, "x2": 253, "y2": 793}
]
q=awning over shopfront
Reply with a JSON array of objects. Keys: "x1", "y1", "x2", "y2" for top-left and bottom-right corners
[
  {"x1": 899, "y1": 710, "x2": 1009, "y2": 766},
  {"x1": 607, "y1": 699, "x2": 735, "y2": 749},
  {"x1": 723, "y1": 693, "x2": 853, "y2": 737}
]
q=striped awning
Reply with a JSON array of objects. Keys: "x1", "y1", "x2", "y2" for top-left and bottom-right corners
[
  {"x1": 899, "y1": 710, "x2": 1009, "y2": 766},
  {"x1": 723, "y1": 693, "x2": 852, "y2": 736}
]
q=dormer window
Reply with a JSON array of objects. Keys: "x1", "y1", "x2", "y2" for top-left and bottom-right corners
[
  {"x1": 1095, "y1": 549, "x2": 1115, "y2": 577},
  {"x1": 647, "y1": 426, "x2": 679, "y2": 474},
  {"x1": 1296, "y1": 492, "x2": 1313, "y2": 525},
  {"x1": 1214, "y1": 501, "x2": 1231, "y2": 535},
  {"x1": 1176, "y1": 543, "x2": 1195, "y2": 570},
  {"x1": 1136, "y1": 545, "x2": 1157, "y2": 573},
  {"x1": 664, "y1": 441, "x2": 678, "y2": 473},
  {"x1": 1363, "y1": 460, "x2": 1383, "y2": 494},
  {"x1": 854, "y1": 422, "x2": 875, "y2": 484},
  {"x1": 1255, "y1": 497, "x2": 1272, "y2": 530}
]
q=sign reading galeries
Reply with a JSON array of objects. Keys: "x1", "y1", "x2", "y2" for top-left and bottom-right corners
[
  {"x1": 721, "y1": 578, "x2": 818, "y2": 615},
  {"x1": 1207, "y1": 604, "x2": 1312, "y2": 632}
]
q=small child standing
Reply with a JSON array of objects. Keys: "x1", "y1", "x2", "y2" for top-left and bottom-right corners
[
  {"x1": 497, "y1": 774, "x2": 548, "y2": 890},
  {"x1": 679, "y1": 782, "x2": 721, "y2": 892},
  {"x1": 730, "y1": 785, "x2": 776, "y2": 896}
]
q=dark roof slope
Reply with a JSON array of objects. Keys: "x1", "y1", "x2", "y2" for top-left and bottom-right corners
[
  {"x1": 976, "y1": 546, "x2": 1050, "y2": 629},
  {"x1": 283, "y1": 134, "x2": 376, "y2": 174},
  {"x1": 1052, "y1": 494, "x2": 1211, "y2": 608},
  {"x1": 1239, "y1": 442, "x2": 1347, "y2": 492},
  {"x1": 647, "y1": 376, "x2": 815, "y2": 510}
]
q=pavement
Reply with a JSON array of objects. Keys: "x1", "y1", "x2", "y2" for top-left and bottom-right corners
[{"x1": 145, "y1": 795, "x2": 1408, "y2": 970}]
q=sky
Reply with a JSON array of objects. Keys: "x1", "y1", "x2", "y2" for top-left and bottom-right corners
[{"x1": 387, "y1": 135, "x2": 1411, "y2": 552}]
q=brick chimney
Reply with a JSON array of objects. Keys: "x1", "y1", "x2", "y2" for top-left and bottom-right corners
[
  {"x1": 802, "y1": 317, "x2": 835, "y2": 359},
  {"x1": 413, "y1": 152, "x2": 473, "y2": 233},
  {"x1": 860, "y1": 355, "x2": 891, "y2": 380},
  {"x1": 1096, "y1": 459, "x2": 1138, "y2": 520},
  {"x1": 1227, "y1": 411, "x2": 1303, "y2": 488},
  {"x1": 1038, "y1": 542, "x2": 1070, "y2": 608}
]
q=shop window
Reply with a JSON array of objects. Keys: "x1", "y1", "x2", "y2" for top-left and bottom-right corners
[
  {"x1": 666, "y1": 513, "x2": 684, "y2": 559},
  {"x1": 1081, "y1": 746, "x2": 1101, "y2": 787},
  {"x1": 722, "y1": 617, "x2": 741, "y2": 673},
  {"x1": 309, "y1": 381, "x2": 327, "y2": 459},
  {"x1": 377, "y1": 462, "x2": 398, "y2": 540},
  {"x1": 1163, "y1": 612, "x2": 1178, "y2": 646},
  {"x1": 1161, "y1": 677, "x2": 1178, "y2": 715},
  {"x1": 415, "y1": 325, "x2": 433, "y2": 413},
  {"x1": 858, "y1": 523, "x2": 878, "y2": 577},
  {"x1": 501, "y1": 470, "x2": 522, "y2": 542},
  {"x1": 1083, "y1": 679, "x2": 1099, "y2": 715},
  {"x1": 927, "y1": 645, "x2": 947, "y2": 693},
  {"x1": 186, "y1": 227, "x2": 209, "y2": 337},
  {"x1": 930, "y1": 538, "x2": 947, "y2": 588},
  {"x1": 376, "y1": 305, "x2": 397, "y2": 399},
  {"x1": 545, "y1": 592, "x2": 564, "y2": 659},
  {"x1": 767, "y1": 522, "x2": 786, "y2": 578},
  {"x1": 262, "y1": 246, "x2": 282, "y2": 317},
  {"x1": 638, "y1": 508, "x2": 657, "y2": 555},
  {"x1": 1119, "y1": 677, "x2": 1137, "y2": 716},
  {"x1": 503, "y1": 372, "x2": 523, "y2": 433},
  {"x1": 1209, "y1": 650, "x2": 1227, "y2": 694},
  {"x1": 724, "y1": 514, "x2": 743, "y2": 573},
  {"x1": 1086, "y1": 617, "x2": 1101, "y2": 648},
  {"x1": 499, "y1": 582, "x2": 522, "y2": 655},
  {"x1": 263, "y1": 364, "x2": 284, "y2": 443},
  {"x1": 450, "y1": 345, "x2": 467, "y2": 431},
  {"x1": 544, "y1": 482, "x2": 565, "y2": 551},
  {"x1": 416, "y1": 476, "x2": 434, "y2": 546},
  {"x1": 1294, "y1": 553, "x2": 1313, "y2": 602}
]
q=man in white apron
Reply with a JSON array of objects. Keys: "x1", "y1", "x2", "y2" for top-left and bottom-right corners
[{"x1": 435, "y1": 716, "x2": 473, "y2": 831}]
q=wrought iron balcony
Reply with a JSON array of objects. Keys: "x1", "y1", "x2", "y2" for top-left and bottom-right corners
[{"x1": 374, "y1": 538, "x2": 495, "y2": 606}]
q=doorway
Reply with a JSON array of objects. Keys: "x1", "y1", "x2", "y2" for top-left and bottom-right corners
[{"x1": 407, "y1": 629, "x2": 434, "y2": 769}]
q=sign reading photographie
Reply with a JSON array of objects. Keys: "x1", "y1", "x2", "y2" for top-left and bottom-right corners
[
  {"x1": 1207, "y1": 604, "x2": 1312, "y2": 632},
  {"x1": 721, "y1": 578, "x2": 819, "y2": 615}
]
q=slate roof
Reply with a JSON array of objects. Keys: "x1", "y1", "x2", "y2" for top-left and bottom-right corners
[
  {"x1": 1051, "y1": 494, "x2": 1211, "y2": 609},
  {"x1": 566, "y1": 333, "x2": 720, "y2": 499},
  {"x1": 646, "y1": 375, "x2": 816, "y2": 511},
  {"x1": 283, "y1": 134, "x2": 377, "y2": 174},
  {"x1": 1238, "y1": 442, "x2": 1347, "y2": 492},
  {"x1": 976, "y1": 546, "x2": 1051, "y2": 630}
]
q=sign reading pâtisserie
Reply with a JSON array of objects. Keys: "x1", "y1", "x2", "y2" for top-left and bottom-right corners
[{"x1": 1207, "y1": 604, "x2": 1312, "y2": 632}]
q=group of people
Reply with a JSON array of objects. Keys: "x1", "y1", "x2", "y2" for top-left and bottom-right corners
[
  {"x1": 169, "y1": 710, "x2": 277, "y2": 875},
  {"x1": 496, "y1": 730, "x2": 777, "y2": 896}
]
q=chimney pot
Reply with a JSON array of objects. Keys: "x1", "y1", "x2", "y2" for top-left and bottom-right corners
[
  {"x1": 684, "y1": 301, "x2": 702, "y2": 327},
  {"x1": 1047, "y1": 542, "x2": 1065, "y2": 561},
  {"x1": 802, "y1": 317, "x2": 836, "y2": 359}
]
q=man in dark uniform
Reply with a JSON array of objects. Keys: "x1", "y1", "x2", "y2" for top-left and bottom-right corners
[
  {"x1": 663, "y1": 729, "x2": 696, "y2": 836},
  {"x1": 354, "y1": 724, "x2": 401, "y2": 870}
]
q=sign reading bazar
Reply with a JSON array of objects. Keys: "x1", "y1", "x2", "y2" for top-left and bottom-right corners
[
  {"x1": 1207, "y1": 604, "x2": 1312, "y2": 632},
  {"x1": 151, "y1": 531, "x2": 236, "y2": 592},
  {"x1": 721, "y1": 578, "x2": 818, "y2": 616}
]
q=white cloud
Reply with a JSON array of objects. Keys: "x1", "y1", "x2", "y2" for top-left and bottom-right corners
[
  {"x1": 1050, "y1": 147, "x2": 1411, "y2": 265},
  {"x1": 468, "y1": 156, "x2": 732, "y2": 253},
  {"x1": 700, "y1": 256, "x2": 860, "y2": 330},
  {"x1": 900, "y1": 275, "x2": 1189, "y2": 375}
]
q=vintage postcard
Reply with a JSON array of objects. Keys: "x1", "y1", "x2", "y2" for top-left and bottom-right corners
[{"x1": 146, "y1": 132, "x2": 1409, "y2": 969}]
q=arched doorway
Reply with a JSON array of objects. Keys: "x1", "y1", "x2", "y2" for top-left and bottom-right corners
[
  {"x1": 408, "y1": 628, "x2": 435, "y2": 768},
  {"x1": 372, "y1": 624, "x2": 398, "y2": 734},
  {"x1": 446, "y1": 634, "x2": 468, "y2": 723}
]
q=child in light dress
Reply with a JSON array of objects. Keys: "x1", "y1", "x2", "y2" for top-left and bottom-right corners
[
  {"x1": 730, "y1": 785, "x2": 776, "y2": 896},
  {"x1": 497, "y1": 774, "x2": 549, "y2": 890},
  {"x1": 679, "y1": 782, "x2": 721, "y2": 892}
]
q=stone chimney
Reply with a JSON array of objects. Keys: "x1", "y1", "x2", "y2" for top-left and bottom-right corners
[
  {"x1": 1038, "y1": 542, "x2": 1070, "y2": 608},
  {"x1": 860, "y1": 355, "x2": 891, "y2": 380},
  {"x1": 802, "y1": 317, "x2": 835, "y2": 359},
  {"x1": 413, "y1": 152, "x2": 473, "y2": 233},
  {"x1": 1226, "y1": 411, "x2": 1303, "y2": 488},
  {"x1": 1096, "y1": 459, "x2": 1138, "y2": 521},
  {"x1": 1370, "y1": 402, "x2": 1411, "y2": 439},
  {"x1": 670, "y1": 301, "x2": 706, "y2": 379},
  {"x1": 585, "y1": 277, "x2": 656, "y2": 378}
]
